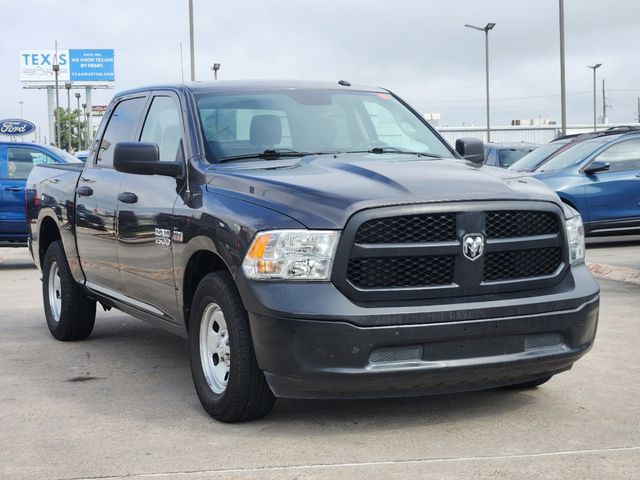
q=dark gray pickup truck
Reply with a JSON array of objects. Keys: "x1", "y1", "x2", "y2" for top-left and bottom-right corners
[{"x1": 26, "y1": 81, "x2": 600, "y2": 422}]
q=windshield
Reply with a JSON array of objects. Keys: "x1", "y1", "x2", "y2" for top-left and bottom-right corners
[
  {"x1": 536, "y1": 137, "x2": 610, "y2": 172},
  {"x1": 195, "y1": 89, "x2": 453, "y2": 161},
  {"x1": 498, "y1": 148, "x2": 536, "y2": 168},
  {"x1": 508, "y1": 140, "x2": 569, "y2": 171}
]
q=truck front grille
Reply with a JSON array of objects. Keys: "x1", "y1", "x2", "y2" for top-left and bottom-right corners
[
  {"x1": 355, "y1": 213, "x2": 456, "y2": 243},
  {"x1": 486, "y1": 211, "x2": 559, "y2": 238},
  {"x1": 484, "y1": 247, "x2": 562, "y2": 282},
  {"x1": 334, "y1": 202, "x2": 568, "y2": 302},
  {"x1": 347, "y1": 255, "x2": 455, "y2": 288}
]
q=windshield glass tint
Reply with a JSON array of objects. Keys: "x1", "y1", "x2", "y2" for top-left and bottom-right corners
[
  {"x1": 536, "y1": 137, "x2": 610, "y2": 172},
  {"x1": 508, "y1": 141, "x2": 567, "y2": 171},
  {"x1": 498, "y1": 149, "x2": 535, "y2": 168},
  {"x1": 195, "y1": 90, "x2": 452, "y2": 161}
]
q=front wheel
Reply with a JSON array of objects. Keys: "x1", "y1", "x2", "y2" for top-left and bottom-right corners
[
  {"x1": 188, "y1": 271, "x2": 275, "y2": 422},
  {"x1": 42, "y1": 241, "x2": 96, "y2": 341}
]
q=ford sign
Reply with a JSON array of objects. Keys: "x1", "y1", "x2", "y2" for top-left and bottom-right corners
[{"x1": 0, "y1": 119, "x2": 36, "y2": 137}]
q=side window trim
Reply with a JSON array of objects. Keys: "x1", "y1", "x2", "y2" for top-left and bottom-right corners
[{"x1": 94, "y1": 93, "x2": 149, "y2": 169}]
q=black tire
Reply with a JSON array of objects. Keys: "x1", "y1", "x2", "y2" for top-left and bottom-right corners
[
  {"x1": 188, "y1": 271, "x2": 275, "y2": 423},
  {"x1": 504, "y1": 375, "x2": 553, "y2": 390},
  {"x1": 42, "y1": 240, "x2": 96, "y2": 341}
]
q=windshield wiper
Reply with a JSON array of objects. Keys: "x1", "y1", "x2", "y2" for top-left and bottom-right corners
[
  {"x1": 219, "y1": 148, "x2": 312, "y2": 162},
  {"x1": 344, "y1": 147, "x2": 442, "y2": 158}
]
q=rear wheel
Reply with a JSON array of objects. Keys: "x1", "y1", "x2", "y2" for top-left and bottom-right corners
[
  {"x1": 188, "y1": 271, "x2": 275, "y2": 422},
  {"x1": 504, "y1": 375, "x2": 553, "y2": 390},
  {"x1": 42, "y1": 241, "x2": 96, "y2": 341}
]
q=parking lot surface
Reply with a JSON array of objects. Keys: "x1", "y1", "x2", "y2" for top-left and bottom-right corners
[{"x1": 1, "y1": 246, "x2": 639, "y2": 480}]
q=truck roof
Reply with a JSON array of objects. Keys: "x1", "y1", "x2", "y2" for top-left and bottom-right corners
[{"x1": 115, "y1": 80, "x2": 388, "y2": 97}]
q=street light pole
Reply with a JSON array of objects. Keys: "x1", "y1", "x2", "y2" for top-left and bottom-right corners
[
  {"x1": 75, "y1": 93, "x2": 82, "y2": 151},
  {"x1": 65, "y1": 82, "x2": 72, "y2": 151},
  {"x1": 188, "y1": 0, "x2": 195, "y2": 81},
  {"x1": 587, "y1": 64, "x2": 602, "y2": 133},
  {"x1": 53, "y1": 63, "x2": 61, "y2": 147},
  {"x1": 464, "y1": 22, "x2": 496, "y2": 143},
  {"x1": 559, "y1": 0, "x2": 567, "y2": 136},
  {"x1": 82, "y1": 103, "x2": 88, "y2": 150},
  {"x1": 211, "y1": 63, "x2": 221, "y2": 80}
]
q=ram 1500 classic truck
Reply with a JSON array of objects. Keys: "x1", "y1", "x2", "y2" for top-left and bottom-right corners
[{"x1": 26, "y1": 81, "x2": 600, "y2": 422}]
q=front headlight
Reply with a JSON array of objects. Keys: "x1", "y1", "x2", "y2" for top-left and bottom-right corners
[
  {"x1": 565, "y1": 211, "x2": 585, "y2": 265},
  {"x1": 242, "y1": 230, "x2": 339, "y2": 280}
]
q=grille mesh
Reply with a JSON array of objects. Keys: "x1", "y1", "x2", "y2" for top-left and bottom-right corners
[
  {"x1": 347, "y1": 255, "x2": 455, "y2": 288},
  {"x1": 484, "y1": 247, "x2": 562, "y2": 282},
  {"x1": 355, "y1": 213, "x2": 456, "y2": 244},
  {"x1": 486, "y1": 211, "x2": 559, "y2": 238}
]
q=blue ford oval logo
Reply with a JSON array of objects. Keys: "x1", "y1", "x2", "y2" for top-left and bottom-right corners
[{"x1": 0, "y1": 119, "x2": 36, "y2": 137}]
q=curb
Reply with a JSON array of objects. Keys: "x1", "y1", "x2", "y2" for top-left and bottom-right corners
[{"x1": 586, "y1": 261, "x2": 640, "y2": 287}]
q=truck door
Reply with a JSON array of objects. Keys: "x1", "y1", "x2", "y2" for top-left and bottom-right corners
[
  {"x1": 75, "y1": 95, "x2": 147, "y2": 291},
  {"x1": 116, "y1": 93, "x2": 184, "y2": 322},
  {"x1": 1, "y1": 145, "x2": 59, "y2": 238}
]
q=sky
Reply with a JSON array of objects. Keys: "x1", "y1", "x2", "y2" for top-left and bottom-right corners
[{"x1": 2, "y1": 0, "x2": 640, "y2": 143}]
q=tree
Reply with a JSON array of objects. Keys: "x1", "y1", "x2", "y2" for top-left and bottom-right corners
[{"x1": 54, "y1": 107, "x2": 86, "y2": 152}]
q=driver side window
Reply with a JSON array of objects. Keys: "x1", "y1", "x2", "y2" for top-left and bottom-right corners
[
  {"x1": 140, "y1": 96, "x2": 184, "y2": 162},
  {"x1": 594, "y1": 139, "x2": 640, "y2": 173}
]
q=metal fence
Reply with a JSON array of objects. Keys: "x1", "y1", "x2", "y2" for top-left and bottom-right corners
[{"x1": 437, "y1": 124, "x2": 640, "y2": 145}]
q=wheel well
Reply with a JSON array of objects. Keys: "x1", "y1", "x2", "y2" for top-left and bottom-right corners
[
  {"x1": 39, "y1": 217, "x2": 61, "y2": 267},
  {"x1": 182, "y1": 250, "x2": 229, "y2": 330}
]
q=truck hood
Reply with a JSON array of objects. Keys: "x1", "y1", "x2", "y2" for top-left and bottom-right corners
[{"x1": 205, "y1": 153, "x2": 561, "y2": 228}]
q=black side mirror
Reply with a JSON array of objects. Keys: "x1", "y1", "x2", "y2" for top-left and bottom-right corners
[
  {"x1": 583, "y1": 160, "x2": 610, "y2": 175},
  {"x1": 455, "y1": 138, "x2": 485, "y2": 164},
  {"x1": 113, "y1": 142, "x2": 182, "y2": 177}
]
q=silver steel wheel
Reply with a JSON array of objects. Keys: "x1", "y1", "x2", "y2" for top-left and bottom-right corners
[
  {"x1": 199, "y1": 302, "x2": 231, "y2": 394},
  {"x1": 48, "y1": 261, "x2": 62, "y2": 323}
]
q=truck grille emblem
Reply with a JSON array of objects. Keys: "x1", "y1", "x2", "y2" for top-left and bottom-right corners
[{"x1": 462, "y1": 234, "x2": 485, "y2": 261}]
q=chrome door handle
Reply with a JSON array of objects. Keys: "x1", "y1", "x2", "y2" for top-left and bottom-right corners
[
  {"x1": 117, "y1": 192, "x2": 138, "y2": 204},
  {"x1": 76, "y1": 186, "x2": 94, "y2": 197},
  {"x1": 3, "y1": 186, "x2": 24, "y2": 192}
]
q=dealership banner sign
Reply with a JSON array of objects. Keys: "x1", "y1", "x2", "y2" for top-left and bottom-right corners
[{"x1": 19, "y1": 49, "x2": 115, "y2": 84}]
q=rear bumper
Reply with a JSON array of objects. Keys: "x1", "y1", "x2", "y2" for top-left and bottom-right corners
[{"x1": 240, "y1": 264, "x2": 600, "y2": 399}]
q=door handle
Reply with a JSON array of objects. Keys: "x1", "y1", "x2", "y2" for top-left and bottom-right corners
[
  {"x1": 117, "y1": 192, "x2": 138, "y2": 204},
  {"x1": 3, "y1": 186, "x2": 24, "y2": 192},
  {"x1": 76, "y1": 186, "x2": 94, "y2": 197},
  {"x1": 636, "y1": 173, "x2": 640, "y2": 178}
]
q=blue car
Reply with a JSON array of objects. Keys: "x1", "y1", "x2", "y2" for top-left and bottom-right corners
[
  {"x1": 0, "y1": 142, "x2": 80, "y2": 245},
  {"x1": 532, "y1": 131, "x2": 640, "y2": 235}
]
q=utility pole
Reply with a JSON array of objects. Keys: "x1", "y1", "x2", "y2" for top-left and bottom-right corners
[
  {"x1": 18, "y1": 101, "x2": 24, "y2": 118},
  {"x1": 188, "y1": 0, "x2": 195, "y2": 81},
  {"x1": 637, "y1": 97, "x2": 640, "y2": 123},
  {"x1": 559, "y1": 0, "x2": 567, "y2": 136},
  {"x1": 180, "y1": 43, "x2": 185, "y2": 82}
]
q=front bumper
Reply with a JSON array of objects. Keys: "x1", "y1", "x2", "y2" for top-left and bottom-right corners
[{"x1": 238, "y1": 264, "x2": 600, "y2": 399}]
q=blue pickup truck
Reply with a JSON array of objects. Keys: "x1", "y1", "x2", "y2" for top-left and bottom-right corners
[{"x1": 0, "y1": 141, "x2": 79, "y2": 245}]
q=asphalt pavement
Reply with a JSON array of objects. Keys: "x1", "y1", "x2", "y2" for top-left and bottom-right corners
[{"x1": 1, "y1": 246, "x2": 639, "y2": 480}]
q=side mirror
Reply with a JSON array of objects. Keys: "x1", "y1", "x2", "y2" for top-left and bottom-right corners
[
  {"x1": 583, "y1": 160, "x2": 610, "y2": 175},
  {"x1": 113, "y1": 142, "x2": 182, "y2": 177},
  {"x1": 455, "y1": 138, "x2": 485, "y2": 164}
]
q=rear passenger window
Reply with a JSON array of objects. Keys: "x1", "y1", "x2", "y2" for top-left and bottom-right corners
[
  {"x1": 97, "y1": 97, "x2": 147, "y2": 167},
  {"x1": 140, "y1": 96, "x2": 184, "y2": 162},
  {"x1": 5, "y1": 148, "x2": 57, "y2": 180}
]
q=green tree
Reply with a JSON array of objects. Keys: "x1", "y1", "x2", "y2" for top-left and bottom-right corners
[{"x1": 54, "y1": 107, "x2": 86, "y2": 152}]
